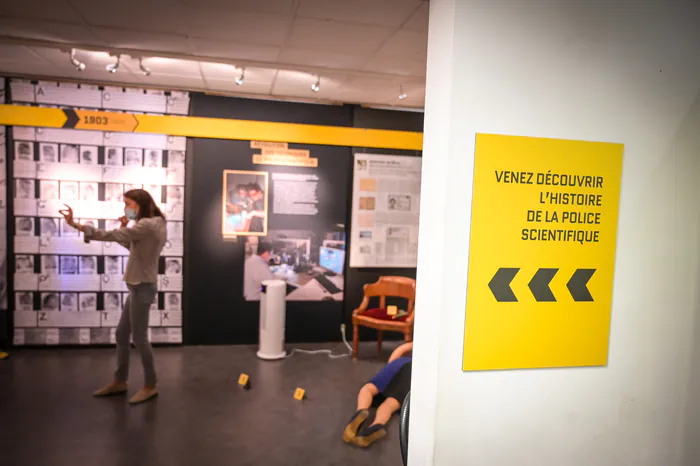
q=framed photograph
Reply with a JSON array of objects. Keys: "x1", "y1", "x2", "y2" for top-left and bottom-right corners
[
  {"x1": 80, "y1": 182, "x2": 98, "y2": 201},
  {"x1": 61, "y1": 219, "x2": 79, "y2": 238},
  {"x1": 165, "y1": 257, "x2": 182, "y2": 276},
  {"x1": 167, "y1": 222, "x2": 183, "y2": 240},
  {"x1": 222, "y1": 170, "x2": 269, "y2": 237},
  {"x1": 104, "y1": 292, "x2": 122, "y2": 311},
  {"x1": 41, "y1": 292, "x2": 59, "y2": 311},
  {"x1": 105, "y1": 183, "x2": 123, "y2": 202},
  {"x1": 79, "y1": 293, "x2": 97, "y2": 311},
  {"x1": 164, "y1": 293, "x2": 181, "y2": 311},
  {"x1": 79, "y1": 256, "x2": 97, "y2": 275},
  {"x1": 39, "y1": 143, "x2": 59, "y2": 163},
  {"x1": 60, "y1": 181, "x2": 79, "y2": 201},
  {"x1": 61, "y1": 293, "x2": 78, "y2": 311},
  {"x1": 60, "y1": 144, "x2": 80, "y2": 164},
  {"x1": 80, "y1": 145, "x2": 98, "y2": 165},
  {"x1": 40, "y1": 180, "x2": 59, "y2": 200},
  {"x1": 105, "y1": 256, "x2": 121, "y2": 275},
  {"x1": 15, "y1": 141, "x2": 34, "y2": 161},
  {"x1": 168, "y1": 150, "x2": 185, "y2": 165},
  {"x1": 15, "y1": 217, "x2": 34, "y2": 237},
  {"x1": 124, "y1": 148, "x2": 143, "y2": 166},
  {"x1": 15, "y1": 179, "x2": 35, "y2": 199},
  {"x1": 41, "y1": 255, "x2": 59, "y2": 275},
  {"x1": 144, "y1": 149, "x2": 162, "y2": 168},
  {"x1": 16, "y1": 255, "x2": 34, "y2": 274},
  {"x1": 167, "y1": 186, "x2": 184, "y2": 204},
  {"x1": 15, "y1": 292, "x2": 34, "y2": 311},
  {"x1": 40, "y1": 218, "x2": 60, "y2": 237},
  {"x1": 105, "y1": 147, "x2": 123, "y2": 166},
  {"x1": 60, "y1": 256, "x2": 78, "y2": 274}
]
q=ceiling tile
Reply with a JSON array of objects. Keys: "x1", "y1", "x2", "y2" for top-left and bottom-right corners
[
  {"x1": 277, "y1": 48, "x2": 366, "y2": 70},
  {"x1": 185, "y1": 8, "x2": 291, "y2": 46},
  {"x1": 286, "y1": 18, "x2": 395, "y2": 55},
  {"x1": 271, "y1": 69, "x2": 348, "y2": 100},
  {"x1": 206, "y1": 79, "x2": 274, "y2": 95},
  {"x1": 402, "y1": 2, "x2": 429, "y2": 32},
  {"x1": 0, "y1": 44, "x2": 46, "y2": 63},
  {"x1": 0, "y1": 0, "x2": 82, "y2": 23},
  {"x1": 363, "y1": 56, "x2": 427, "y2": 77},
  {"x1": 190, "y1": 39, "x2": 281, "y2": 62},
  {"x1": 90, "y1": 27, "x2": 194, "y2": 55},
  {"x1": 373, "y1": 29, "x2": 428, "y2": 60},
  {"x1": 296, "y1": 0, "x2": 423, "y2": 28},
  {"x1": 67, "y1": 0, "x2": 188, "y2": 34},
  {"x1": 200, "y1": 63, "x2": 276, "y2": 83},
  {"x1": 181, "y1": 0, "x2": 296, "y2": 15},
  {"x1": 134, "y1": 57, "x2": 202, "y2": 77},
  {"x1": 0, "y1": 18, "x2": 100, "y2": 43}
]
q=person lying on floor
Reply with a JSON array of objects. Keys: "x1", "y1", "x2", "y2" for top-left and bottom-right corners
[{"x1": 343, "y1": 341, "x2": 413, "y2": 447}]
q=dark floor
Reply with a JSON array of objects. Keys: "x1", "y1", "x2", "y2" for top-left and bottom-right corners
[{"x1": 0, "y1": 342, "x2": 404, "y2": 466}]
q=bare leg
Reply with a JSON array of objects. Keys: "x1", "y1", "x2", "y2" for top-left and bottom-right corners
[
  {"x1": 357, "y1": 383, "x2": 379, "y2": 410},
  {"x1": 371, "y1": 397, "x2": 401, "y2": 426}
]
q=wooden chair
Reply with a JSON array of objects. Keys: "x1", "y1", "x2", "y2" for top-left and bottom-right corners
[{"x1": 352, "y1": 276, "x2": 416, "y2": 359}]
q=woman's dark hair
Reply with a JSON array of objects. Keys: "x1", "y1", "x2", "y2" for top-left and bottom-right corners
[{"x1": 124, "y1": 189, "x2": 165, "y2": 220}]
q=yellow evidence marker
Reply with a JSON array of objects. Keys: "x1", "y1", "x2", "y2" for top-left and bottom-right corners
[
  {"x1": 0, "y1": 352, "x2": 8, "y2": 360},
  {"x1": 293, "y1": 387, "x2": 306, "y2": 401},
  {"x1": 386, "y1": 305, "x2": 398, "y2": 317},
  {"x1": 238, "y1": 373, "x2": 251, "y2": 390}
]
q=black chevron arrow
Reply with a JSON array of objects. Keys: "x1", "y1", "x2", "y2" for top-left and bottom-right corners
[
  {"x1": 567, "y1": 269, "x2": 595, "y2": 302},
  {"x1": 528, "y1": 268, "x2": 558, "y2": 302},
  {"x1": 62, "y1": 109, "x2": 79, "y2": 128},
  {"x1": 488, "y1": 268, "x2": 519, "y2": 302}
]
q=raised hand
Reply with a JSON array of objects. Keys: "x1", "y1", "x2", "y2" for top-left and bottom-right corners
[
  {"x1": 119, "y1": 216, "x2": 129, "y2": 228},
  {"x1": 58, "y1": 204, "x2": 75, "y2": 226}
]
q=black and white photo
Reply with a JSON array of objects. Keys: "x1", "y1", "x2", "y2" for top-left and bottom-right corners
[
  {"x1": 15, "y1": 292, "x2": 34, "y2": 311},
  {"x1": 106, "y1": 147, "x2": 122, "y2": 166},
  {"x1": 80, "y1": 182, "x2": 98, "y2": 201},
  {"x1": 168, "y1": 150, "x2": 185, "y2": 165},
  {"x1": 105, "y1": 256, "x2": 121, "y2": 275},
  {"x1": 16, "y1": 255, "x2": 34, "y2": 274},
  {"x1": 60, "y1": 256, "x2": 78, "y2": 274},
  {"x1": 104, "y1": 292, "x2": 121, "y2": 311},
  {"x1": 41, "y1": 255, "x2": 59, "y2": 275},
  {"x1": 41, "y1": 292, "x2": 59, "y2": 311},
  {"x1": 40, "y1": 218, "x2": 59, "y2": 237},
  {"x1": 124, "y1": 148, "x2": 143, "y2": 166},
  {"x1": 61, "y1": 293, "x2": 78, "y2": 311},
  {"x1": 15, "y1": 141, "x2": 34, "y2": 161},
  {"x1": 145, "y1": 149, "x2": 162, "y2": 167},
  {"x1": 15, "y1": 217, "x2": 34, "y2": 236},
  {"x1": 165, "y1": 258, "x2": 182, "y2": 276},
  {"x1": 167, "y1": 221, "x2": 183, "y2": 240},
  {"x1": 167, "y1": 186, "x2": 183, "y2": 204},
  {"x1": 105, "y1": 183, "x2": 123, "y2": 202},
  {"x1": 79, "y1": 293, "x2": 97, "y2": 311},
  {"x1": 61, "y1": 219, "x2": 79, "y2": 238},
  {"x1": 165, "y1": 293, "x2": 181, "y2": 310},
  {"x1": 16, "y1": 179, "x2": 34, "y2": 199},
  {"x1": 39, "y1": 143, "x2": 58, "y2": 163},
  {"x1": 60, "y1": 144, "x2": 79, "y2": 164},
  {"x1": 80, "y1": 145, "x2": 98, "y2": 165},
  {"x1": 60, "y1": 181, "x2": 78, "y2": 201},
  {"x1": 79, "y1": 256, "x2": 97, "y2": 275},
  {"x1": 40, "y1": 180, "x2": 59, "y2": 200}
]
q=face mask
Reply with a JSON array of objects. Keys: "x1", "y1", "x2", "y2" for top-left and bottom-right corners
[{"x1": 125, "y1": 208, "x2": 138, "y2": 220}]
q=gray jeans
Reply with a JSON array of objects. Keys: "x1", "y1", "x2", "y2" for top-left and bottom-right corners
[{"x1": 115, "y1": 283, "x2": 158, "y2": 387}]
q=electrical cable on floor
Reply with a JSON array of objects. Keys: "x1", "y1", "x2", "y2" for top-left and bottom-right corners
[{"x1": 285, "y1": 324, "x2": 353, "y2": 360}]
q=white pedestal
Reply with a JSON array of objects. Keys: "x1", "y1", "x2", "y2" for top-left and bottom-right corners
[{"x1": 256, "y1": 279, "x2": 287, "y2": 360}]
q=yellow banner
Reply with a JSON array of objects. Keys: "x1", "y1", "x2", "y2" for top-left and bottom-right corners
[{"x1": 253, "y1": 154, "x2": 319, "y2": 168}]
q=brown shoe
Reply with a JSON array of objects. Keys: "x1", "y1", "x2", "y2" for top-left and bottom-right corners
[
  {"x1": 342, "y1": 409, "x2": 370, "y2": 443},
  {"x1": 93, "y1": 382, "x2": 127, "y2": 397},
  {"x1": 129, "y1": 387, "x2": 158, "y2": 405},
  {"x1": 351, "y1": 423, "x2": 387, "y2": 448}
]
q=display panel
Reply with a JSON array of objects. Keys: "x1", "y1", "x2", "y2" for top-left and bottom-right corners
[{"x1": 222, "y1": 170, "x2": 269, "y2": 237}]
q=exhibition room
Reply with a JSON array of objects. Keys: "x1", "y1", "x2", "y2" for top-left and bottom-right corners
[{"x1": 2, "y1": 1, "x2": 700, "y2": 466}]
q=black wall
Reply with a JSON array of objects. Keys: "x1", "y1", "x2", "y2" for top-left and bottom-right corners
[{"x1": 185, "y1": 94, "x2": 423, "y2": 345}]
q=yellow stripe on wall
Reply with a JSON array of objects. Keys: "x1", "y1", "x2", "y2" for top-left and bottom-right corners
[{"x1": 0, "y1": 104, "x2": 423, "y2": 151}]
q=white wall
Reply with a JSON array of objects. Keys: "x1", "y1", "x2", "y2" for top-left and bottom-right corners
[{"x1": 410, "y1": 1, "x2": 700, "y2": 465}]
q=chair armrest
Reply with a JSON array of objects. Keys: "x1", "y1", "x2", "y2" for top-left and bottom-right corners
[{"x1": 352, "y1": 296, "x2": 371, "y2": 316}]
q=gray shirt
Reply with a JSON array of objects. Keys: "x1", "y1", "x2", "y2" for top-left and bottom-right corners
[
  {"x1": 83, "y1": 217, "x2": 167, "y2": 285},
  {"x1": 244, "y1": 254, "x2": 274, "y2": 301}
]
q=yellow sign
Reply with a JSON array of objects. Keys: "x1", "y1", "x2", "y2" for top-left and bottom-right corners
[
  {"x1": 293, "y1": 387, "x2": 306, "y2": 400},
  {"x1": 72, "y1": 109, "x2": 138, "y2": 132},
  {"x1": 252, "y1": 154, "x2": 319, "y2": 168},
  {"x1": 261, "y1": 148, "x2": 310, "y2": 158},
  {"x1": 251, "y1": 141, "x2": 288, "y2": 150},
  {"x1": 463, "y1": 134, "x2": 623, "y2": 371},
  {"x1": 238, "y1": 373, "x2": 250, "y2": 387}
]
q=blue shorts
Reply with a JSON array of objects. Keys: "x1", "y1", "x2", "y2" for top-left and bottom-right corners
[{"x1": 369, "y1": 357, "x2": 412, "y2": 392}]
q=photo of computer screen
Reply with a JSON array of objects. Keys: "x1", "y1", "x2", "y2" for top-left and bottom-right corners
[{"x1": 319, "y1": 247, "x2": 345, "y2": 275}]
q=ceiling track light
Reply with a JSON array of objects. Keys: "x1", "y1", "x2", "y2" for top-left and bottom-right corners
[
  {"x1": 106, "y1": 55, "x2": 121, "y2": 74},
  {"x1": 139, "y1": 58, "x2": 151, "y2": 76},
  {"x1": 398, "y1": 84, "x2": 408, "y2": 100},
  {"x1": 69, "y1": 49, "x2": 86, "y2": 71},
  {"x1": 235, "y1": 68, "x2": 245, "y2": 86},
  {"x1": 311, "y1": 76, "x2": 321, "y2": 93}
]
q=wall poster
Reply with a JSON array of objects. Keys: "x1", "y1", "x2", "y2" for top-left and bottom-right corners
[
  {"x1": 241, "y1": 141, "x2": 346, "y2": 302},
  {"x1": 8, "y1": 79, "x2": 189, "y2": 346},
  {"x1": 349, "y1": 153, "x2": 422, "y2": 268},
  {"x1": 222, "y1": 169, "x2": 269, "y2": 237}
]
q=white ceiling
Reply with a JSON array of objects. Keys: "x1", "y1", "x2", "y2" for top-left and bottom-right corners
[{"x1": 0, "y1": 0, "x2": 429, "y2": 109}]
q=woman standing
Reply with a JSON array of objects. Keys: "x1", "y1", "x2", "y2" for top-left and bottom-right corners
[{"x1": 60, "y1": 189, "x2": 167, "y2": 404}]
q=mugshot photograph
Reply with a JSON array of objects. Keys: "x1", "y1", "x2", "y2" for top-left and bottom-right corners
[
  {"x1": 167, "y1": 186, "x2": 183, "y2": 204},
  {"x1": 167, "y1": 221, "x2": 183, "y2": 240},
  {"x1": 60, "y1": 144, "x2": 80, "y2": 164},
  {"x1": 15, "y1": 217, "x2": 34, "y2": 236},
  {"x1": 145, "y1": 149, "x2": 162, "y2": 167},
  {"x1": 106, "y1": 147, "x2": 123, "y2": 166},
  {"x1": 80, "y1": 182, "x2": 98, "y2": 201},
  {"x1": 79, "y1": 293, "x2": 97, "y2": 312},
  {"x1": 15, "y1": 141, "x2": 34, "y2": 161},
  {"x1": 61, "y1": 293, "x2": 78, "y2": 312},
  {"x1": 60, "y1": 181, "x2": 79, "y2": 201},
  {"x1": 40, "y1": 180, "x2": 59, "y2": 200},
  {"x1": 41, "y1": 292, "x2": 59, "y2": 311},
  {"x1": 103, "y1": 292, "x2": 121, "y2": 311},
  {"x1": 79, "y1": 256, "x2": 97, "y2": 275},
  {"x1": 60, "y1": 256, "x2": 78, "y2": 274},
  {"x1": 15, "y1": 292, "x2": 34, "y2": 311},
  {"x1": 16, "y1": 255, "x2": 34, "y2": 274},
  {"x1": 39, "y1": 143, "x2": 58, "y2": 163},
  {"x1": 168, "y1": 150, "x2": 185, "y2": 165},
  {"x1": 105, "y1": 183, "x2": 123, "y2": 202},
  {"x1": 41, "y1": 255, "x2": 59, "y2": 275},
  {"x1": 40, "y1": 218, "x2": 60, "y2": 237},
  {"x1": 165, "y1": 258, "x2": 182, "y2": 276},
  {"x1": 105, "y1": 256, "x2": 121, "y2": 275},
  {"x1": 16, "y1": 179, "x2": 35, "y2": 199},
  {"x1": 165, "y1": 292, "x2": 181, "y2": 310},
  {"x1": 124, "y1": 148, "x2": 143, "y2": 166},
  {"x1": 61, "y1": 219, "x2": 79, "y2": 238},
  {"x1": 80, "y1": 146, "x2": 98, "y2": 165}
]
